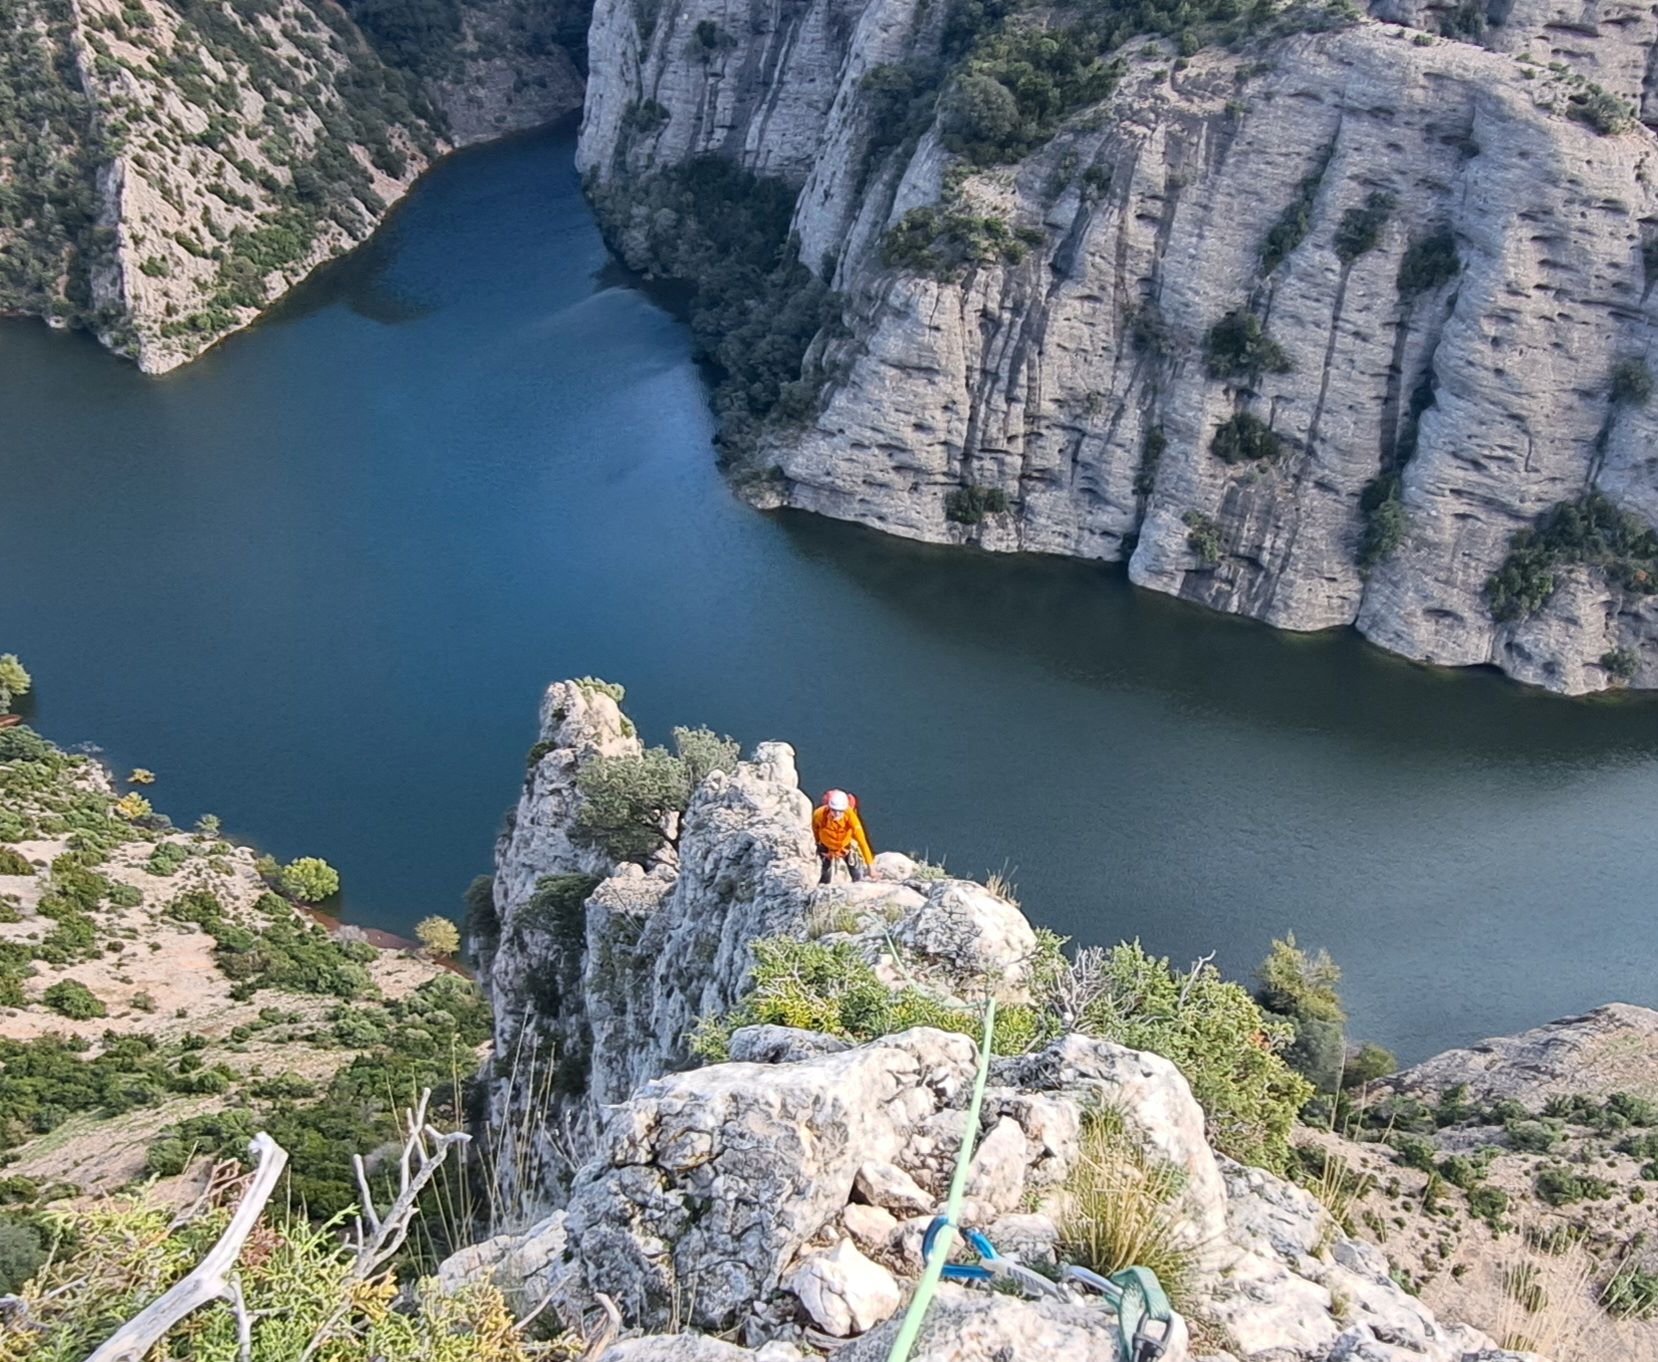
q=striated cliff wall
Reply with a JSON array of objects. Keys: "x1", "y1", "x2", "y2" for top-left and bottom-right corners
[
  {"x1": 0, "y1": 0, "x2": 580, "y2": 374},
  {"x1": 576, "y1": 0, "x2": 1658, "y2": 694}
]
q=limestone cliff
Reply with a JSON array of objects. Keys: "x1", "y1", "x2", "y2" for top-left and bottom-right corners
[
  {"x1": 0, "y1": 0, "x2": 580, "y2": 373},
  {"x1": 575, "y1": 0, "x2": 1658, "y2": 695},
  {"x1": 469, "y1": 680, "x2": 1548, "y2": 1360}
]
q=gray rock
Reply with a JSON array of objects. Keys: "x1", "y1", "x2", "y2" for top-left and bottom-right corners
[
  {"x1": 730, "y1": 1025, "x2": 854, "y2": 1064},
  {"x1": 854, "y1": 1160, "x2": 937, "y2": 1217}
]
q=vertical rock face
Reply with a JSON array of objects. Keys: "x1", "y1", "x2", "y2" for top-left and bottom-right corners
[
  {"x1": 575, "y1": 0, "x2": 1658, "y2": 694},
  {"x1": 0, "y1": 0, "x2": 580, "y2": 372}
]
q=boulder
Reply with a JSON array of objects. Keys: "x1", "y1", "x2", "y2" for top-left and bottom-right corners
[
  {"x1": 854, "y1": 1160, "x2": 937, "y2": 1218},
  {"x1": 896, "y1": 882, "x2": 1039, "y2": 995},
  {"x1": 788, "y1": 1238, "x2": 903, "y2": 1336},
  {"x1": 842, "y1": 1201, "x2": 900, "y2": 1250}
]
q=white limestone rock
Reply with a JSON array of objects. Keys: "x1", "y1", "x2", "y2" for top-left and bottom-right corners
[{"x1": 789, "y1": 1238, "x2": 903, "y2": 1336}]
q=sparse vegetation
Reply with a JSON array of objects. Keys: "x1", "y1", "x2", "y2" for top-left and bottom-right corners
[
  {"x1": 1333, "y1": 191, "x2": 1395, "y2": 263},
  {"x1": 1610, "y1": 358, "x2": 1653, "y2": 407},
  {"x1": 1205, "y1": 309, "x2": 1291, "y2": 381},
  {"x1": 1184, "y1": 511, "x2": 1223, "y2": 566},
  {"x1": 1486, "y1": 492, "x2": 1658, "y2": 621},
  {"x1": 573, "y1": 724, "x2": 741, "y2": 862},
  {"x1": 1059, "y1": 1108, "x2": 1193, "y2": 1303},
  {"x1": 884, "y1": 204, "x2": 1036, "y2": 279},
  {"x1": 1211, "y1": 411, "x2": 1285, "y2": 465},
  {"x1": 0, "y1": 655, "x2": 30, "y2": 714},
  {"x1": 945, "y1": 483, "x2": 1010, "y2": 524},
  {"x1": 42, "y1": 978, "x2": 106, "y2": 1019},
  {"x1": 1396, "y1": 229, "x2": 1459, "y2": 298},
  {"x1": 415, "y1": 914, "x2": 461, "y2": 958}
]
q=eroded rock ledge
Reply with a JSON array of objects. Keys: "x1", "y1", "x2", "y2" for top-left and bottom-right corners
[{"x1": 456, "y1": 680, "x2": 1552, "y2": 1360}]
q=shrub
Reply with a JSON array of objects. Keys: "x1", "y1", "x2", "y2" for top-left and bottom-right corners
[
  {"x1": 0, "y1": 654, "x2": 30, "y2": 714},
  {"x1": 1468, "y1": 1183, "x2": 1509, "y2": 1230},
  {"x1": 574, "y1": 676, "x2": 625, "y2": 704},
  {"x1": 691, "y1": 937, "x2": 1045, "y2": 1061},
  {"x1": 1535, "y1": 1164, "x2": 1614, "y2": 1207},
  {"x1": 1610, "y1": 358, "x2": 1653, "y2": 407},
  {"x1": 1342, "y1": 1042, "x2": 1398, "y2": 1088},
  {"x1": 940, "y1": 24, "x2": 1119, "y2": 165},
  {"x1": 1184, "y1": 512, "x2": 1222, "y2": 566},
  {"x1": 146, "y1": 842, "x2": 190, "y2": 877},
  {"x1": 1211, "y1": 412, "x2": 1284, "y2": 464},
  {"x1": 463, "y1": 874, "x2": 498, "y2": 960},
  {"x1": 280, "y1": 857, "x2": 340, "y2": 902},
  {"x1": 1570, "y1": 84, "x2": 1633, "y2": 135},
  {"x1": 1068, "y1": 942, "x2": 1314, "y2": 1171},
  {"x1": 1256, "y1": 934, "x2": 1345, "y2": 1024},
  {"x1": 5, "y1": 1189, "x2": 557, "y2": 1360},
  {"x1": 42, "y1": 980, "x2": 105, "y2": 1019},
  {"x1": 114, "y1": 792, "x2": 152, "y2": 821},
  {"x1": 0, "y1": 1217, "x2": 44, "y2": 1293},
  {"x1": 0, "y1": 847, "x2": 32, "y2": 875},
  {"x1": 945, "y1": 484, "x2": 1009, "y2": 524},
  {"x1": 1603, "y1": 647, "x2": 1639, "y2": 682},
  {"x1": 884, "y1": 205, "x2": 1033, "y2": 279},
  {"x1": 1059, "y1": 1109, "x2": 1192, "y2": 1304},
  {"x1": 1397, "y1": 230, "x2": 1459, "y2": 297},
  {"x1": 1261, "y1": 161, "x2": 1326, "y2": 274},
  {"x1": 672, "y1": 726, "x2": 741, "y2": 788},
  {"x1": 1333, "y1": 191, "x2": 1395, "y2": 263},
  {"x1": 1487, "y1": 492, "x2": 1658, "y2": 620},
  {"x1": 414, "y1": 915, "x2": 460, "y2": 958},
  {"x1": 1358, "y1": 494, "x2": 1408, "y2": 573},
  {"x1": 1605, "y1": 1265, "x2": 1658, "y2": 1320},
  {"x1": 1205, "y1": 309, "x2": 1291, "y2": 380}
]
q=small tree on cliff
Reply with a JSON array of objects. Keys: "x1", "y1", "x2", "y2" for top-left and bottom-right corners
[{"x1": 573, "y1": 727, "x2": 741, "y2": 863}]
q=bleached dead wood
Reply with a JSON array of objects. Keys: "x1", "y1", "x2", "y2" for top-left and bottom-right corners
[{"x1": 86, "y1": 1134, "x2": 288, "y2": 1362}]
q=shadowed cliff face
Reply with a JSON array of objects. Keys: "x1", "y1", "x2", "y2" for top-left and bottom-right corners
[{"x1": 576, "y1": 0, "x2": 1658, "y2": 695}]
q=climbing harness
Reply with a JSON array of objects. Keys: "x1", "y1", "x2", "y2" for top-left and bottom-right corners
[{"x1": 881, "y1": 996, "x2": 1180, "y2": 1362}]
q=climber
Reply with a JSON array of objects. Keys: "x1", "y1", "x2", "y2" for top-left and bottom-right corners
[{"x1": 812, "y1": 789, "x2": 873, "y2": 885}]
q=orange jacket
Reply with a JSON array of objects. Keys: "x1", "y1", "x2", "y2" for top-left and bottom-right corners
[{"x1": 813, "y1": 805, "x2": 873, "y2": 863}]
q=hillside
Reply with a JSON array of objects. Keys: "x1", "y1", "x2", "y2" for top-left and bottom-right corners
[{"x1": 0, "y1": 0, "x2": 580, "y2": 372}]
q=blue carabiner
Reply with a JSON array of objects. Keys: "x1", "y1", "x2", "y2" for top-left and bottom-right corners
[{"x1": 921, "y1": 1216, "x2": 1000, "y2": 1282}]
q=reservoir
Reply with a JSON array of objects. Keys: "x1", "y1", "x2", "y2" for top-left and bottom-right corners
[{"x1": 4, "y1": 125, "x2": 1655, "y2": 1061}]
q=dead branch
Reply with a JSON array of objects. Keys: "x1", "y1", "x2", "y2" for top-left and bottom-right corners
[
  {"x1": 87, "y1": 1133, "x2": 288, "y2": 1362},
  {"x1": 579, "y1": 1292, "x2": 623, "y2": 1361},
  {"x1": 345, "y1": 1088, "x2": 471, "y2": 1281}
]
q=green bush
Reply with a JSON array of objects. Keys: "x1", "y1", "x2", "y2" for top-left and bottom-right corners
[
  {"x1": 1260, "y1": 160, "x2": 1326, "y2": 274},
  {"x1": 883, "y1": 205, "x2": 1034, "y2": 279},
  {"x1": 1535, "y1": 1163, "x2": 1614, "y2": 1207},
  {"x1": 1211, "y1": 412, "x2": 1284, "y2": 464},
  {"x1": 463, "y1": 874, "x2": 498, "y2": 960},
  {"x1": 672, "y1": 726, "x2": 741, "y2": 788},
  {"x1": 1569, "y1": 84, "x2": 1633, "y2": 135},
  {"x1": 691, "y1": 937, "x2": 1048, "y2": 1062},
  {"x1": 1358, "y1": 474, "x2": 1408, "y2": 572},
  {"x1": 0, "y1": 847, "x2": 32, "y2": 875},
  {"x1": 1396, "y1": 229, "x2": 1459, "y2": 297},
  {"x1": 1256, "y1": 934, "x2": 1345, "y2": 1024},
  {"x1": 1342, "y1": 1042, "x2": 1397, "y2": 1088},
  {"x1": 1069, "y1": 942, "x2": 1313, "y2": 1171},
  {"x1": 1611, "y1": 358, "x2": 1653, "y2": 407},
  {"x1": 1205, "y1": 309, "x2": 1290, "y2": 380},
  {"x1": 1486, "y1": 492, "x2": 1658, "y2": 621},
  {"x1": 1603, "y1": 647, "x2": 1639, "y2": 682},
  {"x1": 167, "y1": 889, "x2": 372, "y2": 998},
  {"x1": 0, "y1": 1216, "x2": 44, "y2": 1293},
  {"x1": 1605, "y1": 1265, "x2": 1658, "y2": 1320},
  {"x1": 1184, "y1": 512, "x2": 1222, "y2": 566},
  {"x1": 1333, "y1": 191, "x2": 1394, "y2": 263},
  {"x1": 280, "y1": 857, "x2": 340, "y2": 902},
  {"x1": 0, "y1": 654, "x2": 30, "y2": 714},
  {"x1": 42, "y1": 979, "x2": 106, "y2": 1020},
  {"x1": 945, "y1": 484, "x2": 1010, "y2": 524}
]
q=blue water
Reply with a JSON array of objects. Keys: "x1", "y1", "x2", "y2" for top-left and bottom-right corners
[{"x1": 4, "y1": 125, "x2": 1656, "y2": 1060}]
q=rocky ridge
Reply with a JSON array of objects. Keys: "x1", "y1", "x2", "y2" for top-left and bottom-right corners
[
  {"x1": 464, "y1": 680, "x2": 1551, "y2": 1360},
  {"x1": 575, "y1": 0, "x2": 1658, "y2": 695}
]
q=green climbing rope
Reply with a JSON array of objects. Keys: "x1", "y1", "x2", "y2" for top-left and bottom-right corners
[{"x1": 883, "y1": 996, "x2": 998, "y2": 1362}]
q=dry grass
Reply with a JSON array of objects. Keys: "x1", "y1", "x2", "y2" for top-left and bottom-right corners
[
  {"x1": 1491, "y1": 1221, "x2": 1601, "y2": 1362},
  {"x1": 1058, "y1": 1109, "x2": 1193, "y2": 1304}
]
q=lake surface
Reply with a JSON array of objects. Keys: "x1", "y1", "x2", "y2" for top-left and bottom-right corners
[{"x1": 5, "y1": 125, "x2": 1655, "y2": 1061}]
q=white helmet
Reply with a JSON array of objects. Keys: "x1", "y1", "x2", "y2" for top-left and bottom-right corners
[{"x1": 825, "y1": 789, "x2": 850, "y2": 813}]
